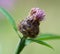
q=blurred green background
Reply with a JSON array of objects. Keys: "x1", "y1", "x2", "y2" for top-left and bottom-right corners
[{"x1": 0, "y1": 0, "x2": 60, "y2": 54}]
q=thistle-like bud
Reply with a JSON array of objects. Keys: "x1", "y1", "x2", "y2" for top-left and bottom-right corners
[{"x1": 18, "y1": 8, "x2": 45, "y2": 38}]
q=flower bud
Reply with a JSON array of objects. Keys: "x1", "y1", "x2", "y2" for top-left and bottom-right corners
[{"x1": 18, "y1": 8, "x2": 45, "y2": 38}]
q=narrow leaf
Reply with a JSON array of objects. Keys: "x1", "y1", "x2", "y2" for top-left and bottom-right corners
[
  {"x1": 36, "y1": 33, "x2": 60, "y2": 40},
  {"x1": 0, "y1": 7, "x2": 21, "y2": 38},
  {"x1": 31, "y1": 39, "x2": 53, "y2": 49}
]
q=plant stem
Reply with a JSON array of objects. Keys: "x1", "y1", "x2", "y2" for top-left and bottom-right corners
[{"x1": 16, "y1": 36, "x2": 27, "y2": 54}]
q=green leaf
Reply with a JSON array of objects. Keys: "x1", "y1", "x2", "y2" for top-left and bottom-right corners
[
  {"x1": 25, "y1": 39, "x2": 32, "y2": 45},
  {"x1": 36, "y1": 33, "x2": 60, "y2": 40},
  {"x1": 0, "y1": 7, "x2": 21, "y2": 38},
  {"x1": 30, "y1": 39, "x2": 53, "y2": 49}
]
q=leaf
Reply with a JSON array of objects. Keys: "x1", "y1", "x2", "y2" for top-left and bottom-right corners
[
  {"x1": 36, "y1": 33, "x2": 60, "y2": 40},
  {"x1": 30, "y1": 39, "x2": 53, "y2": 49},
  {"x1": 0, "y1": 7, "x2": 21, "y2": 38},
  {"x1": 25, "y1": 39, "x2": 32, "y2": 45}
]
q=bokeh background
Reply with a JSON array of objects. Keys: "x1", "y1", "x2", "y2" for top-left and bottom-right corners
[{"x1": 0, "y1": 0, "x2": 60, "y2": 54}]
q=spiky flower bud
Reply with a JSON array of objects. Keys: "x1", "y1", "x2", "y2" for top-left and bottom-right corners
[{"x1": 18, "y1": 8, "x2": 45, "y2": 38}]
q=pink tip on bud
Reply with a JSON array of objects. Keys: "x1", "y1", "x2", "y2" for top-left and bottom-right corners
[{"x1": 29, "y1": 8, "x2": 45, "y2": 21}]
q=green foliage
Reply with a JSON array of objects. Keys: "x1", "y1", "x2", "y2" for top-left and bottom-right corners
[
  {"x1": 25, "y1": 39, "x2": 32, "y2": 45},
  {"x1": 27, "y1": 33, "x2": 60, "y2": 49},
  {"x1": 0, "y1": 7, "x2": 21, "y2": 38},
  {"x1": 36, "y1": 33, "x2": 60, "y2": 40},
  {"x1": 29, "y1": 39, "x2": 53, "y2": 49}
]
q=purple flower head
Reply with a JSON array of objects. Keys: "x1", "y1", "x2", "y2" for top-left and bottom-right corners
[{"x1": 29, "y1": 8, "x2": 45, "y2": 21}]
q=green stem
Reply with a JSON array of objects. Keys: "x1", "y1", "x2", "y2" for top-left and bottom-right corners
[{"x1": 16, "y1": 36, "x2": 27, "y2": 54}]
